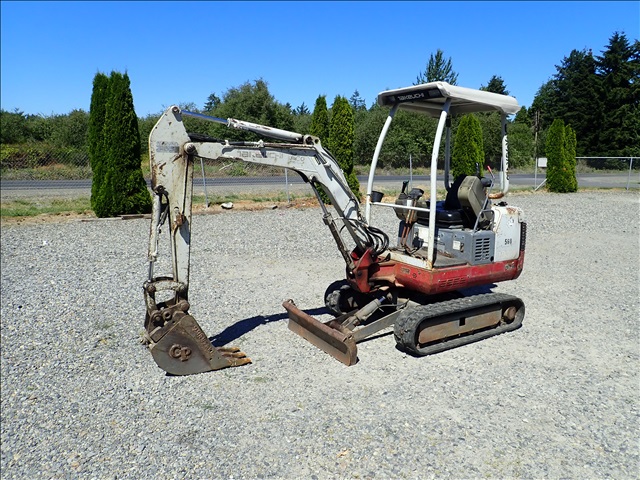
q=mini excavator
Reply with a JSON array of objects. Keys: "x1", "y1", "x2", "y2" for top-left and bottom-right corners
[{"x1": 142, "y1": 82, "x2": 526, "y2": 375}]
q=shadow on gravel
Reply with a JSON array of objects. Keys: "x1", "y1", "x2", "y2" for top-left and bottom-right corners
[
  {"x1": 209, "y1": 307, "x2": 328, "y2": 346},
  {"x1": 209, "y1": 287, "x2": 498, "y2": 347}
]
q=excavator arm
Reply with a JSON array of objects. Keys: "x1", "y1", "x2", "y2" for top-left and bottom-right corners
[{"x1": 142, "y1": 106, "x2": 382, "y2": 374}]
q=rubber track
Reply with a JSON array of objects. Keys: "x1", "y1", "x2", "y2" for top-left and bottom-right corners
[{"x1": 393, "y1": 292, "x2": 524, "y2": 356}]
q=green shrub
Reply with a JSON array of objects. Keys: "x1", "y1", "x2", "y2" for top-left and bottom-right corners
[
  {"x1": 546, "y1": 119, "x2": 577, "y2": 192},
  {"x1": 92, "y1": 71, "x2": 151, "y2": 217},
  {"x1": 328, "y1": 96, "x2": 360, "y2": 199},
  {"x1": 451, "y1": 114, "x2": 484, "y2": 178},
  {"x1": 565, "y1": 125, "x2": 578, "y2": 191},
  {"x1": 89, "y1": 73, "x2": 109, "y2": 211}
]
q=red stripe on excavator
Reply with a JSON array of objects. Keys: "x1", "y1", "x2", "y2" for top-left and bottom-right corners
[{"x1": 351, "y1": 252, "x2": 526, "y2": 296}]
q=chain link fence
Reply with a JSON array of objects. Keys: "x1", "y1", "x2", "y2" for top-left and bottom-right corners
[
  {"x1": 533, "y1": 156, "x2": 638, "y2": 191},
  {"x1": 0, "y1": 145, "x2": 309, "y2": 201},
  {"x1": 1, "y1": 145, "x2": 638, "y2": 201}
]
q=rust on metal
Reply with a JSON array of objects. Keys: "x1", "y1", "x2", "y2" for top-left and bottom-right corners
[
  {"x1": 417, "y1": 309, "x2": 501, "y2": 344},
  {"x1": 283, "y1": 299, "x2": 357, "y2": 366}
]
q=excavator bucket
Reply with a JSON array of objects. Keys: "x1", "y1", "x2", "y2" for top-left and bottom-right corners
[
  {"x1": 283, "y1": 299, "x2": 358, "y2": 366},
  {"x1": 145, "y1": 312, "x2": 251, "y2": 376}
]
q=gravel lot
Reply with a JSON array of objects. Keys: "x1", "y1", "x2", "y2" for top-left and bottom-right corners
[{"x1": 1, "y1": 190, "x2": 638, "y2": 479}]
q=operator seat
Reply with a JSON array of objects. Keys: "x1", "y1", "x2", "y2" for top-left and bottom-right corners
[
  {"x1": 415, "y1": 175, "x2": 466, "y2": 228},
  {"x1": 415, "y1": 175, "x2": 491, "y2": 229},
  {"x1": 457, "y1": 175, "x2": 492, "y2": 229}
]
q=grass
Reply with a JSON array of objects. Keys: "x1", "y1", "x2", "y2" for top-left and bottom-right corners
[
  {"x1": 0, "y1": 192, "x2": 317, "y2": 219},
  {"x1": 0, "y1": 175, "x2": 632, "y2": 220},
  {"x1": 0, "y1": 197, "x2": 93, "y2": 217}
]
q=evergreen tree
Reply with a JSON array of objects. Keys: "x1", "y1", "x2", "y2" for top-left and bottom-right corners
[
  {"x1": 294, "y1": 102, "x2": 310, "y2": 116},
  {"x1": 546, "y1": 119, "x2": 576, "y2": 192},
  {"x1": 596, "y1": 32, "x2": 640, "y2": 158},
  {"x1": 349, "y1": 90, "x2": 367, "y2": 111},
  {"x1": 353, "y1": 103, "x2": 390, "y2": 166},
  {"x1": 88, "y1": 72, "x2": 110, "y2": 211},
  {"x1": 94, "y1": 71, "x2": 151, "y2": 217},
  {"x1": 554, "y1": 49, "x2": 603, "y2": 156},
  {"x1": 514, "y1": 106, "x2": 530, "y2": 127},
  {"x1": 415, "y1": 49, "x2": 458, "y2": 85},
  {"x1": 328, "y1": 96, "x2": 360, "y2": 198},
  {"x1": 531, "y1": 32, "x2": 639, "y2": 163},
  {"x1": 476, "y1": 111, "x2": 502, "y2": 167},
  {"x1": 309, "y1": 95, "x2": 330, "y2": 142},
  {"x1": 530, "y1": 80, "x2": 560, "y2": 131},
  {"x1": 451, "y1": 114, "x2": 484, "y2": 178},
  {"x1": 565, "y1": 125, "x2": 578, "y2": 191},
  {"x1": 292, "y1": 103, "x2": 311, "y2": 134},
  {"x1": 481, "y1": 75, "x2": 509, "y2": 95},
  {"x1": 203, "y1": 93, "x2": 221, "y2": 112}
]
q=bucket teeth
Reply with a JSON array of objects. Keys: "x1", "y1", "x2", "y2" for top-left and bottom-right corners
[
  {"x1": 219, "y1": 347, "x2": 252, "y2": 365},
  {"x1": 146, "y1": 313, "x2": 251, "y2": 375}
]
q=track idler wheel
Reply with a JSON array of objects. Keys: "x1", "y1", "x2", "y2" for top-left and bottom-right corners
[
  {"x1": 394, "y1": 293, "x2": 524, "y2": 356},
  {"x1": 324, "y1": 280, "x2": 370, "y2": 317}
]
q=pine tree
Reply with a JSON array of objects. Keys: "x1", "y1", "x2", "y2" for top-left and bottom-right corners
[
  {"x1": 88, "y1": 72, "x2": 110, "y2": 211},
  {"x1": 415, "y1": 49, "x2": 458, "y2": 85},
  {"x1": 596, "y1": 32, "x2": 640, "y2": 158},
  {"x1": 451, "y1": 114, "x2": 484, "y2": 178},
  {"x1": 349, "y1": 90, "x2": 366, "y2": 111},
  {"x1": 480, "y1": 75, "x2": 509, "y2": 95},
  {"x1": 554, "y1": 49, "x2": 603, "y2": 156},
  {"x1": 93, "y1": 71, "x2": 151, "y2": 217}
]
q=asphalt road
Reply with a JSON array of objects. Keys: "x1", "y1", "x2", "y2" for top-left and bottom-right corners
[
  {"x1": 1, "y1": 173, "x2": 638, "y2": 190},
  {"x1": 1, "y1": 173, "x2": 638, "y2": 199}
]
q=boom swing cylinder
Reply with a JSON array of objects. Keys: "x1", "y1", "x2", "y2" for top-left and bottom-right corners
[{"x1": 142, "y1": 82, "x2": 527, "y2": 374}]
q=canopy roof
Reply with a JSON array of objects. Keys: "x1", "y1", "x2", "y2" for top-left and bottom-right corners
[{"x1": 377, "y1": 81, "x2": 521, "y2": 117}]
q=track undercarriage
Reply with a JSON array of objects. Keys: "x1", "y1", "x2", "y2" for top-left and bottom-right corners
[{"x1": 285, "y1": 285, "x2": 525, "y2": 366}]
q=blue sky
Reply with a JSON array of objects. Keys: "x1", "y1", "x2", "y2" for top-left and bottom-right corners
[{"x1": 1, "y1": 1, "x2": 638, "y2": 117}]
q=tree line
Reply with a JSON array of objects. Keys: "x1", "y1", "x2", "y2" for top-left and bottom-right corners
[{"x1": 2, "y1": 32, "x2": 638, "y2": 173}]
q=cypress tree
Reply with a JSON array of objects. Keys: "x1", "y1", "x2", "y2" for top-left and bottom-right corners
[
  {"x1": 88, "y1": 72, "x2": 110, "y2": 211},
  {"x1": 94, "y1": 71, "x2": 151, "y2": 217},
  {"x1": 309, "y1": 95, "x2": 329, "y2": 142},
  {"x1": 328, "y1": 96, "x2": 360, "y2": 199},
  {"x1": 565, "y1": 125, "x2": 578, "y2": 192},
  {"x1": 451, "y1": 114, "x2": 484, "y2": 178},
  {"x1": 309, "y1": 95, "x2": 331, "y2": 204},
  {"x1": 546, "y1": 119, "x2": 577, "y2": 192}
]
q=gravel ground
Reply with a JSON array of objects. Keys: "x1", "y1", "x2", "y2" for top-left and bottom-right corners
[{"x1": 1, "y1": 190, "x2": 638, "y2": 479}]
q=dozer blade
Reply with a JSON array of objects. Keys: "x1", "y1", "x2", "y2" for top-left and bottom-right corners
[
  {"x1": 283, "y1": 299, "x2": 357, "y2": 366},
  {"x1": 147, "y1": 314, "x2": 251, "y2": 376}
]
